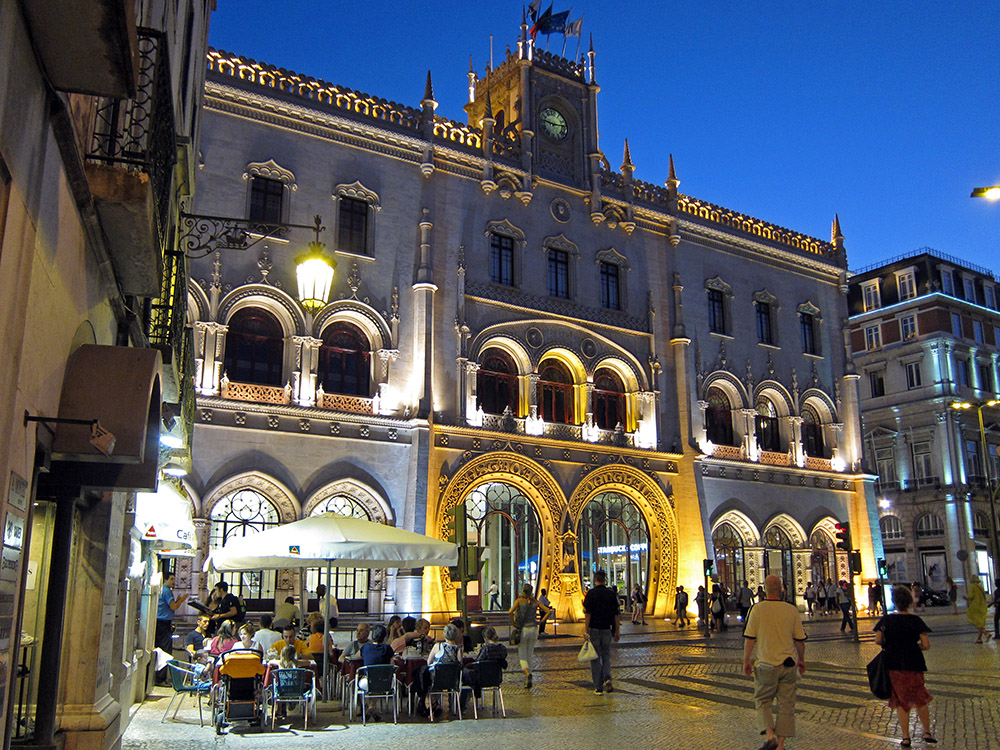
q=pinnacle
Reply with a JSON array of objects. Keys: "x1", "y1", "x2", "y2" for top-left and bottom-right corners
[
  {"x1": 832, "y1": 213, "x2": 843, "y2": 242},
  {"x1": 622, "y1": 139, "x2": 634, "y2": 171},
  {"x1": 424, "y1": 70, "x2": 435, "y2": 102}
]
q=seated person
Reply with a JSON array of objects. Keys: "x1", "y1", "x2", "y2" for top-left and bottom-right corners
[
  {"x1": 387, "y1": 615, "x2": 404, "y2": 642},
  {"x1": 449, "y1": 617, "x2": 474, "y2": 653},
  {"x1": 467, "y1": 625, "x2": 508, "y2": 699},
  {"x1": 208, "y1": 620, "x2": 238, "y2": 655},
  {"x1": 340, "y1": 623, "x2": 370, "y2": 661},
  {"x1": 234, "y1": 623, "x2": 262, "y2": 655},
  {"x1": 390, "y1": 617, "x2": 434, "y2": 654},
  {"x1": 361, "y1": 625, "x2": 394, "y2": 667},
  {"x1": 272, "y1": 625, "x2": 310, "y2": 659},
  {"x1": 307, "y1": 619, "x2": 336, "y2": 659},
  {"x1": 252, "y1": 614, "x2": 282, "y2": 657},
  {"x1": 298, "y1": 612, "x2": 323, "y2": 643},
  {"x1": 273, "y1": 596, "x2": 299, "y2": 630},
  {"x1": 185, "y1": 615, "x2": 211, "y2": 659},
  {"x1": 415, "y1": 623, "x2": 463, "y2": 717}
]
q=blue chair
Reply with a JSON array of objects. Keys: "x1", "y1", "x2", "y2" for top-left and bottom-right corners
[
  {"x1": 267, "y1": 668, "x2": 316, "y2": 730},
  {"x1": 162, "y1": 660, "x2": 211, "y2": 725},
  {"x1": 353, "y1": 664, "x2": 398, "y2": 724}
]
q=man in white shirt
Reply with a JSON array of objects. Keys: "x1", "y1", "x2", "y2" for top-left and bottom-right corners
[
  {"x1": 742, "y1": 575, "x2": 806, "y2": 750},
  {"x1": 252, "y1": 613, "x2": 282, "y2": 656}
]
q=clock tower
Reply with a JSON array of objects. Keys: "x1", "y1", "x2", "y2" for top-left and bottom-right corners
[{"x1": 465, "y1": 16, "x2": 601, "y2": 191}]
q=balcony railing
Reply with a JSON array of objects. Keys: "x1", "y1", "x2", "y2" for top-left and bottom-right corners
[
  {"x1": 478, "y1": 413, "x2": 637, "y2": 448},
  {"x1": 221, "y1": 380, "x2": 291, "y2": 406},
  {"x1": 87, "y1": 27, "x2": 176, "y2": 255},
  {"x1": 804, "y1": 456, "x2": 834, "y2": 472},
  {"x1": 317, "y1": 393, "x2": 374, "y2": 415},
  {"x1": 759, "y1": 450, "x2": 792, "y2": 467}
]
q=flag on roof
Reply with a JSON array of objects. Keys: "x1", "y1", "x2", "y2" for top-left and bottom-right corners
[
  {"x1": 528, "y1": 0, "x2": 542, "y2": 22},
  {"x1": 541, "y1": 9, "x2": 570, "y2": 35},
  {"x1": 564, "y1": 17, "x2": 583, "y2": 38},
  {"x1": 530, "y1": 4, "x2": 552, "y2": 38}
]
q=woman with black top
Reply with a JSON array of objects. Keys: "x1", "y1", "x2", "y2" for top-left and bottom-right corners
[{"x1": 874, "y1": 585, "x2": 935, "y2": 747}]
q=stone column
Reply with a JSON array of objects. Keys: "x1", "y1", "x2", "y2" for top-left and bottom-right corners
[
  {"x1": 463, "y1": 361, "x2": 480, "y2": 425},
  {"x1": 788, "y1": 416, "x2": 804, "y2": 466},
  {"x1": 194, "y1": 321, "x2": 226, "y2": 395},
  {"x1": 291, "y1": 335, "x2": 321, "y2": 406},
  {"x1": 741, "y1": 408, "x2": 758, "y2": 459},
  {"x1": 696, "y1": 400, "x2": 709, "y2": 448}
]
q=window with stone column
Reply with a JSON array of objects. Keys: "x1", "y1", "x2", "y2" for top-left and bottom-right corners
[
  {"x1": 317, "y1": 322, "x2": 371, "y2": 396},
  {"x1": 224, "y1": 307, "x2": 284, "y2": 386}
]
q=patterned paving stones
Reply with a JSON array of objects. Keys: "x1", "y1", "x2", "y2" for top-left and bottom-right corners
[{"x1": 123, "y1": 612, "x2": 1000, "y2": 750}]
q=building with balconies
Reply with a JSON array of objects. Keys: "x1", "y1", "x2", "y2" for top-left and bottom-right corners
[
  {"x1": 0, "y1": 1, "x2": 213, "y2": 746},
  {"x1": 182, "y1": 18, "x2": 880, "y2": 625},
  {"x1": 848, "y1": 249, "x2": 1000, "y2": 596}
]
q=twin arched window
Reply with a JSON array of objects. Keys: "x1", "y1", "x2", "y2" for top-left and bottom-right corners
[
  {"x1": 318, "y1": 322, "x2": 370, "y2": 396},
  {"x1": 592, "y1": 369, "x2": 625, "y2": 430},
  {"x1": 538, "y1": 360, "x2": 575, "y2": 424},
  {"x1": 706, "y1": 387, "x2": 734, "y2": 446},
  {"x1": 801, "y1": 404, "x2": 825, "y2": 458},
  {"x1": 755, "y1": 396, "x2": 781, "y2": 452},
  {"x1": 477, "y1": 349, "x2": 519, "y2": 415},
  {"x1": 224, "y1": 308, "x2": 284, "y2": 386}
]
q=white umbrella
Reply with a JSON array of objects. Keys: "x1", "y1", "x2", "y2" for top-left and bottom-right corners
[{"x1": 202, "y1": 513, "x2": 457, "y2": 700}]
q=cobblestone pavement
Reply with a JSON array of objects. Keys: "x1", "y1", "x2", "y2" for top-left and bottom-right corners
[{"x1": 124, "y1": 611, "x2": 1000, "y2": 750}]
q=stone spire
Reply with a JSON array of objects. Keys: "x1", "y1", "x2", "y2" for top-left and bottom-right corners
[
  {"x1": 666, "y1": 153, "x2": 679, "y2": 190},
  {"x1": 587, "y1": 33, "x2": 596, "y2": 83},
  {"x1": 467, "y1": 55, "x2": 476, "y2": 103},
  {"x1": 621, "y1": 139, "x2": 634, "y2": 177},
  {"x1": 422, "y1": 70, "x2": 436, "y2": 108},
  {"x1": 831, "y1": 213, "x2": 845, "y2": 255}
]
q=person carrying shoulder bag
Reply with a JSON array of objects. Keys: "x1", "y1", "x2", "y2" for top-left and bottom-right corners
[{"x1": 509, "y1": 584, "x2": 550, "y2": 689}]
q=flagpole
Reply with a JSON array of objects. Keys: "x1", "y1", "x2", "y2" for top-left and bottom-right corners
[
  {"x1": 489, "y1": 35, "x2": 493, "y2": 69},
  {"x1": 575, "y1": 16, "x2": 584, "y2": 62},
  {"x1": 561, "y1": 8, "x2": 573, "y2": 57}
]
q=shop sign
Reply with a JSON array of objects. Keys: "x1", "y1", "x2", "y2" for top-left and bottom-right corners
[
  {"x1": 7, "y1": 472, "x2": 27, "y2": 512},
  {"x1": 0, "y1": 580, "x2": 16, "y2": 617},
  {"x1": 0, "y1": 548, "x2": 20, "y2": 583},
  {"x1": 4, "y1": 511, "x2": 24, "y2": 550}
]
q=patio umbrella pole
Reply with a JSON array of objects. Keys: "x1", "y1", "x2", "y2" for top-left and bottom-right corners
[{"x1": 323, "y1": 560, "x2": 332, "y2": 703}]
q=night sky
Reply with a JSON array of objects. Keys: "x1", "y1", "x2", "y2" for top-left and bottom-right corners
[{"x1": 208, "y1": 1, "x2": 1000, "y2": 275}]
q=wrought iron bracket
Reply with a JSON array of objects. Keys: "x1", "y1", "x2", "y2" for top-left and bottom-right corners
[{"x1": 179, "y1": 213, "x2": 322, "y2": 258}]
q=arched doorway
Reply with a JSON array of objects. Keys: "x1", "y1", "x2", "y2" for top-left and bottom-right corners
[
  {"x1": 209, "y1": 488, "x2": 281, "y2": 607},
  {"x1": 464, "y1": 481, "x2": 542, "y2": 611},
  {"x1": 809, "y1": 529, "x2": 834, "y2": 586},
  {"x1": 712, "y1": 522, "x2": 745, "y2": 594},
  {"x1": 763, "y1": 525, "x2": 793, "y2": 601},
  {"x1": 577, "y1": 492, "x2": 650, "y2": 603}
]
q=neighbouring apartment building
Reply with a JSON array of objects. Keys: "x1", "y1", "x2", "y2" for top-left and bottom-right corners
[
  {"x1": 179, "y1": 14, "x2": 883, "y2": 624},
  {"x1": 848, "y1": 249, "x2": 1000, "y2": 595},
  {"x1": 0, "y1": 2, "x2": 213, "y2": 747}
]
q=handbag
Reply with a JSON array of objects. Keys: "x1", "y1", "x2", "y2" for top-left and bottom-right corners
[
  {"x1": 577, "y1": 640, "x2": 598, "y2": 661},
  {"x1": 509, "y1": 627, "x2": 522, "y2": 646},
  {"x1": 866, "y1": 651, "x2": 892, "y2": 699}
]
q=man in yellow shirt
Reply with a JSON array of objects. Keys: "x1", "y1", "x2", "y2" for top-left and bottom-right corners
[
  {"x1": 742, "y1": 575, "x2": 806, "y2": 750},
  {"x1": 272, "y1": 625, "x2": 309, "y2": 657}
]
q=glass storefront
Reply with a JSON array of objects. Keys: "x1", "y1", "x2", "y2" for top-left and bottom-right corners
[{"x1": 577, "y1": 492, "x2": 649, "y2": 601}]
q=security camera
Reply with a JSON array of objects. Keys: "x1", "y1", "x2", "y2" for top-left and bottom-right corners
[{"x1": 89, "y1": 421, "x2": 116, "y2": 457}]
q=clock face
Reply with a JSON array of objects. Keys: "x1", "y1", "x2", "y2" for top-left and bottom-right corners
[{"x1": 539, "y1": 107, "x2": 569, "y2": 142}]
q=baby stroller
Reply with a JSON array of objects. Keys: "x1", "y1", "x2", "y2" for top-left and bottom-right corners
[{"x1": 213, "y1": 650, "x2": 267, "y2": 735}]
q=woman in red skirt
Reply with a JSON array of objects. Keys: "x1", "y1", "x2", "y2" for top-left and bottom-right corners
[{"x1": 874, "y1": 585, "x2": 935, "y2": 747}]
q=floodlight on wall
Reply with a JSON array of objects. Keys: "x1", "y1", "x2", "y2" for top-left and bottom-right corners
[
  {"x1": 971, "y1": 186, "x2": 1000, "y2": 200},
  {"x1": 295, "y1": 216, "x2": 336, "y2": 312},
  {"x1": 162, "y1": 462, "x2": 188, "y2": 478},
  {"x1": 24, "y1": 412, "x2": 116, "y2": 457}
]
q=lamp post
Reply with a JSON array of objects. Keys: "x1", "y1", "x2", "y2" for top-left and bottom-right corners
[
  {"x1": 951, "y1": 399, "x2": 1000, "y2": 586},
  {"x1": 970, "y1": 186, "x2": 1000, "y2": 200}
]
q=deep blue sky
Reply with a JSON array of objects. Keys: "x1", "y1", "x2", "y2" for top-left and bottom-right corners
[{"x1": 209, "y1": 2, "x2": 1000, "y2": 274}]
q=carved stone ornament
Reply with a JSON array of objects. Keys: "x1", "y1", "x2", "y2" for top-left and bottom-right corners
[
  {"x1": 550, "y1": 198, "x2": 572, "y2": 223},
  {"x1": 525, "y1": 327, "x2": 544, "y2": 349},
  {"x1": 594, "y1": 247, "x2": 631, "y2": 271},
  {"x1": 244, "y1": 159, "x2": 297, "y2": 190},
  {"x1": 580, "y1": 338, "x2": 598, "y2": 359},
  {"x1": 543, "y1": 233, "x2": 580, "y2": 257}
]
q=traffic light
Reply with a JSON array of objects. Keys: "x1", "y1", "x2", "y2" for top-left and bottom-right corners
[
  {"x1": 849, "y1": 551, "x2": 863, "y2": 575},
  {"x1": 448, "y1": 546, "x2": 467, "y2": 582},
  {"x1": 443, "y1": 503, "x2": 467, "y2": 546},
  {"x1": 703, "y1": 558, "x2": 714, "y2": 577},
  {"x1": 877, "y1": 558, "x2": 887, "y2": 578},
  {"x1": 835, "y1": 521, "x2": 852, "y2": 552},
  {"x1": 466, "y1": 545, "x2": 486, "y2": 580}
]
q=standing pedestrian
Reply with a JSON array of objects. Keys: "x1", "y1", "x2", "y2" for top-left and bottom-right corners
[
  {"x1": 695, "y1": 585, "x2": 707, "y2": 626},
  {"x1": 488, "y1": 580, "x2": 500, "y2": 610},
  {"x1": 838, "y1": 581, "x2": 854, "y2": 632},
  {"x1": 964, "y1": 577, "x2": 990, "y2": 643},
  {"x1": 911, "y1": 581, "x2": 924, "y2": 612},
  {"x1": 674, "y1": 585, "x2": 690, "y2": 627},
  {"x1": 538, "y1": 588, "x2": 551, "y2": 634},
  {"x1": 509, "y1": 584, "x2": 549, "y2": 688},
  {"x1": 804, "y1": 581, "x2": 815, "y2": 616},
  {"x1": 155, "y1": 572, "x2": 189, "y2": 685},
  {"x1": 815, "y1": 580, "x2": 826, "y2": 616},
  {"x1": 867, "y1": 582, "x2": 880, "y2": 617},
  {"x1": 946, "y1": 577, "x2": 958, "y2": 615},
  {"x1": 873, "y1": 585, "x2": 935, "y2": 746},
  {"x1": 631, "y1": 583, "x2": 647, "y2": 625},
  {"x1": 742, "y1": 575, "x2": 806, "y2": 750},
  {"x1": 825, "y1": 578, "x2": 838, "y2": 615},
  {"x1": 583, "y1": 570, "x2": 620, "y2": 694},
  {"x1": 738, "y1": 580, "x2": 754, "y2": 623},
  {"x1": 710, "y1": 583, "x2": 727, "y2": 631}
]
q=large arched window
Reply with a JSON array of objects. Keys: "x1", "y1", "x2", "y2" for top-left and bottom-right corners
[
  {"x1": 209, "y1": 488, "x2": 281, "y2": 600},
  {"x1": 307, "y1": 495, "x2": 376, "y2": 612},
  {"x1": 706, "y1": 386, "x2": 734, "y2": 446},
  {"x1": 755, "y1": 396, "x2": 781, "y2": 453},
  {"x1": 763, "y1": 526, "x2": 793, "y2": 601},
  {"x1": 317, "y1": 322, "x2": 371, "y2": 396},
  {"x1": 712, "y1": 522, "x2": 745, "y2": 595},
  {"x1": 477, "y1": 348, "x2": 519, "y2": 415},
  {"x1": 577, "y1": 492, "x2": 650, "y2": 602},
  {"x1": 592, "y1": 369, "x2": 625, "y2": 430},
  {"x1": 465, "y1": 482, "x2": 542, "y2": 611},
  {"x1": 880, "y1": 515, "x2": 905, "y2": 542},
  {"x1": 224, "y1": 307, "x2": 284, "y2": 386},
  {"x1": 801, "y1": 404, "x2": 825, "y2": 458},
  {"x1": 538, "y1": 359, "x2": 575, "y2": 424},
  {"x1": 915, "y1": 513, "x2": 945, "y2": 539},
  {"x1": 809, "y1": 530, "x2": 834, "y2": 585}
]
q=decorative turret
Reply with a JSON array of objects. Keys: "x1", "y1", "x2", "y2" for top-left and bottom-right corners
[
  {"x1": 666, "y1": 154, "x2": 681, "y2": 244},
  {"x1": 422, "y1": 70, "x2": 436, "y2": 110},
  {"x1": 621, "y1": 139, "x2": 634, "y2": 180},
  {"x1": 831, "y1": 213, "x2": 844, "y2": 247},
  {"x1": 666, "y1": 153, "x2": 679, "y2": 192},
  {"x1": 420, "y1": 71, "x2": 437, "y2": 175},
  {"x1": 467, "y1": 55, "x2": 476, "y2": 103},
  {"x1": 586, "y1": 33, "x2": 596, "y2": 83}
]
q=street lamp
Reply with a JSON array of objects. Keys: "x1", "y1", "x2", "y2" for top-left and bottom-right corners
[
  {"x1": 970, "y1": 186, "x2": 1000, "y2": 200},
  {"x1": 295, "y1": 216, "x2": 336, "y2": 314},
  {"x1": 950, "y1": 399, "x2": 1000, "y2": 585}
]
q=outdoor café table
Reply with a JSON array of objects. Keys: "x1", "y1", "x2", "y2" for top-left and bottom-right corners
[
  {"x1": 393, "y1": 655, "x2": 426, "y2": 688},
  {"x1": 340, "y1": 658, "x2": 363, "y2": 705}
]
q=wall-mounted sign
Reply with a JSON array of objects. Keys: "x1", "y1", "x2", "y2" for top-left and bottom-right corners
[
  {"x1": 4, "y1": 511, "x2": 24, "y2": 550},
  {"x1": 0, "y1": 548, "x2": 20, "y2": 583},
  {"x1": 7, "y1": 472, "x2": 27, "y2": 512}
]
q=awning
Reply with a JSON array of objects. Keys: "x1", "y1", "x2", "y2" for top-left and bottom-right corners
[{"x1": 135, "y1": 484, "x2": 196, "y2": 553}]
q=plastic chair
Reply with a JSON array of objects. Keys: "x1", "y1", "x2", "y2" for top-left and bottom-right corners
[
  {"x1": 474, "y1": 660, "x2": 505, "y2": 719},
  {"x1": 425, "y1": 662, "x2": 463, "y2": 721},
  {"x1": 162, "y1": 660, "x2": 211, "y2": 725},
  {"x1": 268, "y1": 668, "x2": 316, "y2": 730},
  {"x1": 353, "y1": 664, "x2": 398, "y2": 725}
]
